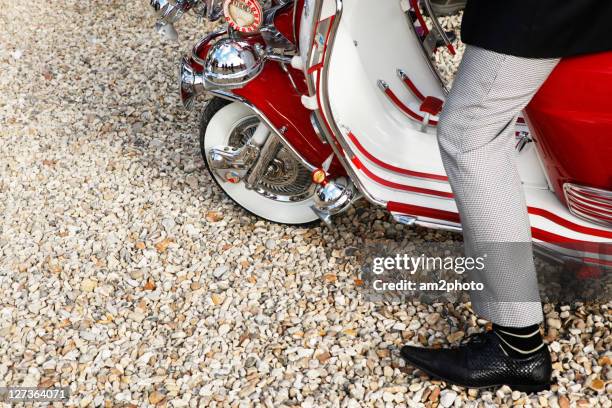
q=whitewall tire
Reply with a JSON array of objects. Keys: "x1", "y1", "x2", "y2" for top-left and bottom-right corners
[{"x1": 200, "y1": 99, "x2": 319, "y2": 225}]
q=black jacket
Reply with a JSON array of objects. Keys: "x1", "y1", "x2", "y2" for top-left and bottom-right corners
[{"x1": 461, "y1": 0, "x2": 612, "y2": 58}]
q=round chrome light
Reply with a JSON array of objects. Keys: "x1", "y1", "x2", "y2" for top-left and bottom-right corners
[
  {"x1": 223, "y1": 0, "x2": 263, "y2": 33},
  {"x1": 204, "y1": 38, "x2": 264, "y2": 87}
]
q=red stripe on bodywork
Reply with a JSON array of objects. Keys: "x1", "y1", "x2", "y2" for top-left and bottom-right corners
[
  {"x1": 531, "y1": 228, "x2": 612, "y2": 255},
  {"x1": 583, "y1": 257, "x2": 612, "y2": 267},
  {"x1": 387, "y1": 201, "x2": 461, "y2": 223},
  {"x1": 528, "y1": 207, "x2": 612, "y2": 240},
  {"x1": 352, "y1": 157, "x2": 453, "y2": 198},
  {"x1": 308, "y1": 62, "x2": 323, "y2": 74},
  {"x1": 348, "y1": 132, "x2": 449, "y2": 181},
  {"x1": 387, "y1": 202, "x2": 612, "y2": 244}
]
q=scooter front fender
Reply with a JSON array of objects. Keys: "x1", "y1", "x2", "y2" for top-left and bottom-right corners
[{"x1": 189, "y1": 32, "x2": 345, "y2": 177}]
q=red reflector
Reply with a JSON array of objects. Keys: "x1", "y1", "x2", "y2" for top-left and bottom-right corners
[{"x1": 576, "y1": 265, "x2": 602, "y2": 280}]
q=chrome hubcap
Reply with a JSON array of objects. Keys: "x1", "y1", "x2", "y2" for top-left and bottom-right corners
[{"x1": 225, "y1": 117, "x2": 315, "y2": 202}]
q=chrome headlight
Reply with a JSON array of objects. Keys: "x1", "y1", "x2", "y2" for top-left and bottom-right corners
[{"x1": 204, "y1": 38, "x2": 265, "y2": 86}]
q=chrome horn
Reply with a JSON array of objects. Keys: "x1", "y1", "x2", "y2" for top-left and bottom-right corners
[
  {"x1": 179, "y1": 37, "x2": 273, "y2": 108},
  {"x1": 203, "y1": 39, "x2": 266, "y2": 87},
  {"x1": 312, "y1": 177, "x2": 358, "y2": 225}
]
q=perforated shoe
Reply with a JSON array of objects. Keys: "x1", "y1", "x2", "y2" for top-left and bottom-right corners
[{"x1": 400, "y1": 331, "x2": 552, "y2": 392}]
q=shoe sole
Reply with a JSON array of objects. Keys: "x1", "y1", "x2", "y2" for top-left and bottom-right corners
[{"x1": 401, "y1": 353, "x2": 550, "y2": 393}]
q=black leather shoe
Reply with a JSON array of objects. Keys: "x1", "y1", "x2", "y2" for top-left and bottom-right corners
[{"x1": 400, "y1": 332, "x2": 551, "y2": 392}]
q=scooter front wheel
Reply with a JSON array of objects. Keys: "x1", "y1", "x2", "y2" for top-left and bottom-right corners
[{"x1": 199, "y1": 98, "x2": 319, "y2": 225}]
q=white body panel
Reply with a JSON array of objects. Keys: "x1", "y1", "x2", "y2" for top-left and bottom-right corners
[{"x1": 326, "y1": 0, "x2": 547, "y2": 201}]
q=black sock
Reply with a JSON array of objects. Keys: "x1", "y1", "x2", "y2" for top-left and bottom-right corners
[{"x1": 492, "y1": 323, "x2": 544, "y2": 358}]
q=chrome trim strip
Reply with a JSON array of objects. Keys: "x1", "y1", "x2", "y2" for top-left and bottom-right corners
[
  {"x1": 563, "y1": 183, "x2": 612, "y2": 228},
  {"x1": 377, "y1": 79, "x2": 437, "y2": 127},
  {"x1": 566, "y1": 193, "x2": 612, "y2": 215},
  {"x1": 309, "y1": 112, "x2": 327, "y2": 144},
  {"x1": 307, "y1": 0, "x2": 385, "y2": 207},
  {"x1": 303, "y1": 0, "x2": 325, "y2": 96},
  {"x1": 414, "y1": 219, "x2": 461, "y2": 233},
  {"x1": 292, "y1": 0, "x2": 299, "y2": 52},
  {"x1": 564, "y1": 205, "x2": 612, "y2": 227},
  {"x1": 564, "y1": 183, "x2": 612, "y2": 202},
  {"x1": 209, "y1": 90, "x2": 317, "y2": 172},
  {"x1": 261, "y1": 3, "x2": 297, "y2": 52},
  {"x1": 393, "y1": 213, "x2": 462, "y2": 233}
]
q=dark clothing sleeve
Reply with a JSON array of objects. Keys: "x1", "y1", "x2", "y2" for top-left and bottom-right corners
[{"x1": 461, "y1": 0, "x2": 612, "y2": 58}]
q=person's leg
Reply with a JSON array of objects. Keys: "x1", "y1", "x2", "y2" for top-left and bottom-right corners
[
  {"x1": 400, "y1": 45, "x2": 559, "y2": 390},
  {"x1": 437, "y1": 45, "x2": 559, "y2": 327}
]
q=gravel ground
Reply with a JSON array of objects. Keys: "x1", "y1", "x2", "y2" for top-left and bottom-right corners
[{"x1": 0, "y1": 1, "x2": 611, "y2": 407}]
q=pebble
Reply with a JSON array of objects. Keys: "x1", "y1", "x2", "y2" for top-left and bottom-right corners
[
  {"x1": 547, "y1": 318, "x2": 562, "y2": 330},
  {"x1": 409, "y1": 382, "x2": 422, "y2": 392},
  {"x1": 393, "y1": 322, "x2": 407, "y2": 331},
  {"x1": 439, "y1": 390, "x2": 457, "y2": 407},
  {"x1": 383, "y1": 366, "x2": 394, "y2": 377},
  {"x1": 183, "y1": 161, "x2": 199, "y2": 173},
  {"x1": 550, "y1": 342, "x2": 562, "y2": 353},
  {"x1": 408, "y1": 320, "x2": 422, "y2": 330},
  {"x1": 80, "y1": 395, "x2": 93, "y2": 407},
  {"x1": 149, "y1": 391, "x2": 165, "y2": 404},
  {"x1": 162, "y1": 217, "x2": 176, "y2": 231},
  {"x1": 213, "y1": 265, "x2": 229, "y2": 279},
  {"x1": 306, "y1": 369, "x2": 321, "y2": 379},
  {"x1": 447, "y1": 331, "x2": 464, "y2": 343},
  {"x1": 265, "y1": 239, "x2": 277, "y2": 249},
  {"x1": 28, "y1": 302, "x2": 43, "y2": 314},
  {"x1": 80, "y1": 278, "x2": 97, "y2": 292},
  {"x1": 425, "y1": 313, "x2": 441, "y2": 325}
]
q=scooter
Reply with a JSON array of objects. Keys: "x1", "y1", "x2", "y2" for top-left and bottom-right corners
[{"x1": 150, "y1": 0, "x2": 611, "y2": 267}]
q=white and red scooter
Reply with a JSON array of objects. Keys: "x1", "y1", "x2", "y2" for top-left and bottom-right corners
[{"x1": 150, "y1": 0, "x2": 611, "y2": 267}]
